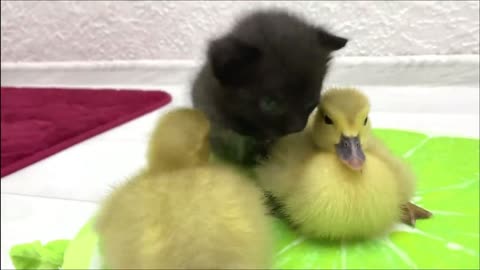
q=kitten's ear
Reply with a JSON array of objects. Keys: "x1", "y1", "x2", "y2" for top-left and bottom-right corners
[
  {"x1": 317, "y1": 29, "x2": 348, "y2": 51},
  {"x1": 208, "y1": 36, "x2": 261, "y2": 86}
]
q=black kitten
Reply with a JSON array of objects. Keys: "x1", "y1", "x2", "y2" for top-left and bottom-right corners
[{"x1": 191, "y1": 9, "x2": 348, "y2": 165}]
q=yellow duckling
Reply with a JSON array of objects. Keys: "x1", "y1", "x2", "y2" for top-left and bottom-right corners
[
  {"x1": 256, "y1": 88, "x2": 431, "y2": 241},
  {"x1": 96, "y1": 108, "x2": 272, "y2": 269}
]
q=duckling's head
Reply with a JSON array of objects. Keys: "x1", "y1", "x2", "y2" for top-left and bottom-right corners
[
  {"x1": 312, "y1": 88, "x2": 371, "y2": 171},
  {"x1": 147, "y1": 108, "x2": 211, "y2": 172}
]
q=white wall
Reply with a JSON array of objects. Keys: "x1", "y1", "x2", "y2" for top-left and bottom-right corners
[{"x1": 1, "y1": 1, "x2": 479, "y2": 62}]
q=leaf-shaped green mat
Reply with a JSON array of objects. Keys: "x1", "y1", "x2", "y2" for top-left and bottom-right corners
[
  {"x1": 59, "y1": 129, "x2": 479, "y2": 270},
  {"x1": 10, "y1": 240, "x2": 70, "y2": 270}
]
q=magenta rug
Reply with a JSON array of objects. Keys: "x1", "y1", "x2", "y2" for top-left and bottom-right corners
[{"x1": 1, "y1": 87, "x2": 172, "y2": 178}]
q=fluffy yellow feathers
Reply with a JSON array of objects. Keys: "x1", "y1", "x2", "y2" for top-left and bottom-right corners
[{"x1": 146, "y1": 108, "x2": 211, "y2": 173}]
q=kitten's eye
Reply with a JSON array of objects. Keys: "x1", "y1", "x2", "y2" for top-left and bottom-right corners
[
  {"x1": 260, "y1": 97, "x2": 283, "y2": 114},
  {"x1": 324, "y1": 115, "x2": 333, "y2": 125},
  {"x1": 364, "y1": 117, "x2": 368, "y2": 126}
]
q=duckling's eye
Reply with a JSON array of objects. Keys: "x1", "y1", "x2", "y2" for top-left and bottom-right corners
[
  {"x1": 324, "y1": 115, "x2": 333, "y2": 125},
  {"x1": 364, "y1": 117, "x2": 368, "y2": 126}
]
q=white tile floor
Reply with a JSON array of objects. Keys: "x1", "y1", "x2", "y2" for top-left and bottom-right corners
[{"x1": 1, "y1": 61, "x2": 479, "y2": 269}]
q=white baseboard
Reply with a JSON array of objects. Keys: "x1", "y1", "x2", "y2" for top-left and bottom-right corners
[{"x1": 1, "y1": 55, "x2": 478, "y2": 87}]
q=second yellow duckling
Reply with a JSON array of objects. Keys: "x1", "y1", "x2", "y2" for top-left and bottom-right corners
[
  {"x1": 256, "y1": 88, "x2": 431, "y2": 240},
  {"x1": 96, "y1": 108, "x2": 272, "y2": 269}
]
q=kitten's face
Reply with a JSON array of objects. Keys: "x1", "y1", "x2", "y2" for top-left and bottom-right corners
[
  {"x1": 222, "y1": 68, "x2": 324, "y2": 140},
  {"x1": 207, "y1": 10, "x2": 348, "y2": 141}
]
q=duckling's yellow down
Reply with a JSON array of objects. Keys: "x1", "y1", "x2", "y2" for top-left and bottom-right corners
[
  {"x1": 146, "y1": 108, "x2": 211, "y2": 173},
  {"x1": 96, "y1": 108, "x2": 272, "y2": 269},
  {"x1": 284, "y1": 151, "x2": 401, "y2": 240}
]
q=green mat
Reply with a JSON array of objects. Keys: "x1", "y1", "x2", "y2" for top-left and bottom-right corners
[
  {"x1": 10, "y1": 129, "x2": 479, "y2": 269},
  {"x1": 9, "y1": 240, "x2": 70, "y2": 269}
]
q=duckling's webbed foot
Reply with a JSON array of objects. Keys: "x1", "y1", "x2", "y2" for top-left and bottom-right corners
[{"x1": 401, "y1": 202, "x2": 433, "y2": 227}]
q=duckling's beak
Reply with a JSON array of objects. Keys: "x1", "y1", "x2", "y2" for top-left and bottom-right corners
[{"x1": 335, "y1": 135, "x2": 365, "y2": 171}]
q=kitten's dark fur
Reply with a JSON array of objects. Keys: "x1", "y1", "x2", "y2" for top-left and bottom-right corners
[{"x1": 192, "y1": 9, "x2": 348, "y2": 165}]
